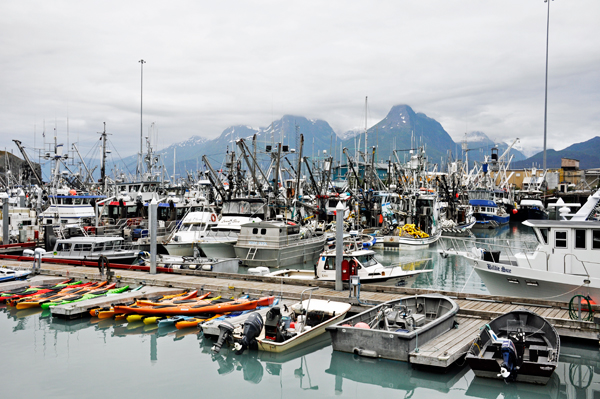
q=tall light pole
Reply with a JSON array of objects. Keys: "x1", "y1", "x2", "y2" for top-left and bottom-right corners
[
  {"x1": 138, "y1": 59, "x2": 146, "y2": 178},
  {"x1": 542, "y1": 1, "x2": 552, "y2": 178}
]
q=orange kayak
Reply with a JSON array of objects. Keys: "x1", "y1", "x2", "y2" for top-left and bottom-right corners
[
  {"x1": 175, "y1": 314, "x2": 222, "y2": 330},
  {"x1": 113, "y1": 296, "x2": 275, "y2": 317},
  {"x1": 92, "y1": 290, "x2": 202, "y2": 318}
]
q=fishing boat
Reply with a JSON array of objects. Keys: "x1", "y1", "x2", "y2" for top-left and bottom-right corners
[
  {"x1": 261, "y1": 238, "x2": 431, "y2": 286},
  {"x1": 211, "y1": 288, "x2": 351, "y2": 354},
  {"x1": 440, "y1": 189, "x2": 600, "y2": 303},
  {"x1": 0, "y1": 267, "x2": 31, "y2": 282},
  {"x1": 39, "y1": 236, "x2": 138, "y2": 264},
  {"x1": 514, "y1": 197, "x2": 549, "y2": 221},
  {"x1": 466, "y1": 309, "x2": 559, "y2": 385},
  {"x1": 197, "y1": 198, "x2": 265, "y2": 259},
  {"x1": 326, "y1": 294, "x2": 459, "y2": 362},
  {"x1": 234, "y1": 219, "x2": 325, "y2": 268},
  {"x1": 159, "y1": 209, "x2": 219, "y2": 256},
  {"x1": 469, "y1": 199, "x2": 510, "y2": 229}
]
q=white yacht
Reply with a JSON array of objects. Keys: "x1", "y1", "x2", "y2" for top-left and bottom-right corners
[
  {"x1": 196, "y1": 198, "x2": 265, "y2": 258},
  {"x1": 441, "y1": 189, "x2": 600, "y2": 303},
  {"x1": 160, "y1": 210, "x2": 219, "y2": 256}
]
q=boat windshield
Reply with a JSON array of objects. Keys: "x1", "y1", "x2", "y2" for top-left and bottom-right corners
[
  {"x1": 355, "y1": 254, "x2": 378, "y2": 267},
  {"x1": 222, "y1": 201, "x2": 265, "y2": 216},
  {"x1": 188, "y1": 224, "x2": 205, "y2": 231}
]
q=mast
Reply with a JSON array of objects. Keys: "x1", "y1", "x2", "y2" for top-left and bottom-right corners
[{"x1": 12, "y1": 140, "x2": 43, "y2": 185}]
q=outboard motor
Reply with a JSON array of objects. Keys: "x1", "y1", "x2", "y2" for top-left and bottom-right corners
[
  {"x1": 499, "y1": 339, "x2": 518, "y2": 381},
  {"x1": 263, "y1": 307, "x2": 283, "y2": 342},
  {"x1": 211, "y1": 321, "x2": 235, "y2": 353},
  {"x1": 234, "y1": 313, "x2": 264, "y2": 355}
]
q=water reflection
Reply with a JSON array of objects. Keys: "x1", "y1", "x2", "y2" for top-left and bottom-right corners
[
  {"x1": 326, "y1": 350, "x2": 468, "y2": 394},
  {"x1": 199, "y1": 333, "x2": 330, "y2": 387}
]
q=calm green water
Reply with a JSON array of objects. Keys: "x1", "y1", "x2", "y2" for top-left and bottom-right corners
[
  {"x1": 377, "y1": 221, "x2": 533, "y2": 294},
  {"x1": 2, "y1": 222, "x2": 597, "y2": 398},
  {"x1": 0, "y1": 306, "x2": 598, "y2": 399}
]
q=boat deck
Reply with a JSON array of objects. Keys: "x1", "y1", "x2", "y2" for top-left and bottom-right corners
[{"x1": 2, "y1": 258, "x2": 599, "y2": 369}]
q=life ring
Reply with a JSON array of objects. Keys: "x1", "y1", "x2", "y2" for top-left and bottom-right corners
[{"x1": 210, "y1": 214, "x2": 217, "y2": 222}]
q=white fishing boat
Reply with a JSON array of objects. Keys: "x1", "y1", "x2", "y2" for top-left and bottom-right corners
[
  {"x1": 440, "y1": 189, "x2": 600, "y2": 303},
  {"x1": 262, "y1": 238, "x2": 431, "y2": 286},
  {"x1": 160, "y1": 210, "x2": 219, "y2": 256},
  {"x1": 197, "y1": 198, "x2": 265, "y2": 259},
  {"x1": 36, "y1": 236, "x2": 138, "y2": 264}
]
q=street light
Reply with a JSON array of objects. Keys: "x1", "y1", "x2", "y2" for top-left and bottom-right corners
[
  {"x1": 542, "y1": 1, "x2": 552, "y2": 177},
  {"x1": 138, "y1": 59, "x2": 146, "y2": 178}
]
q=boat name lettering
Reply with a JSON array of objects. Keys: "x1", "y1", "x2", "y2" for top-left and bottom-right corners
[
  {"x1": 248, "y1": 241, "x2": 267, "y2": 246},
  {"x1": 487, "y1": 263, "x2": 511, "y2": 273}
]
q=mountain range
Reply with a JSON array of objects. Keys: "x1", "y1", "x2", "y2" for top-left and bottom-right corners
[
  {"x1": 128, "y1": 104, "x2": 531, "y2": 178},
  {"x1": 40, "y1": 104, "x2": 598, "y2": 181}
]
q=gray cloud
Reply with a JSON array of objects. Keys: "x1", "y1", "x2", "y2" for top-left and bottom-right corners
[{"x1": 1, "y1": 1, "x2": 598, "y2": 162}]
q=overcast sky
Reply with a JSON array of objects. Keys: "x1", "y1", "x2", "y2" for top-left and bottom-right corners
[{"x1": 1, "y1": 1, "x2": 598, "y2": 161}]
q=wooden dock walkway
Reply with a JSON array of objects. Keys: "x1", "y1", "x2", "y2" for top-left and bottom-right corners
[{"x1": 3, "y1": 258, "x2": 599, "y2": 369}]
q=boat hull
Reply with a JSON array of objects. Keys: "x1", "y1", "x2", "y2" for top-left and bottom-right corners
[
  {"x1": 160, "y1": 242, "x2": 196, "y2": 257},
  {"x1": 234, "y1": 237, "x2": 325, "y2": 268},
  {"x1": 467, "y1": 256, "x2": 600, "y2": 303},
  {"x1": 327, "y1": 294, "x2": 459, "y2": 362},
  {"x1": 197, "y1": 240, "x2": 237, "y2": 259}
]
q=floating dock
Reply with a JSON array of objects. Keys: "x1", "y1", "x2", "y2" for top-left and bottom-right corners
[{"x1": 3, "y1": 258, "x2": 599, "y2": 369}]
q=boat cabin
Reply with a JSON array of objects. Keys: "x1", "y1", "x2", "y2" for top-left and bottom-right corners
[
  {"x1": 52, "y1": 236, "x2": 127, "y2": 256},
  {"x1": 522, "y1": 220, "x2": 600, "y2": 277},
  {"x1": 237, "y1": 221, "x2": 302, "y2": 248}
]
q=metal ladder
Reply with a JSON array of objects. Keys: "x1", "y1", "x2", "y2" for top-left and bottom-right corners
[{"x1": 246, "y1": 247, "x2": 258, "y2": 260}]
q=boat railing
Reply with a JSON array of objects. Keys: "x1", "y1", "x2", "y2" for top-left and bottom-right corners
[
  {"x1": 440, "y1": 236, "x2": 538, "y2": 269},
  {"x1": 236, "y1": 232, "x2": 324, "y2": 248},
  {"x1": 562, "y1": 253, "x2": 599, "y2": 278}
]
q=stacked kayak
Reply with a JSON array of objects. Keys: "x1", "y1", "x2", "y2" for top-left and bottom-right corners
[
  {"x1": 14, "y1": 281, "x2": 109, "y2": 309},
  {"x1": 41, "y1": 285, "x2": 131, "y2": 309},
  {"x1": 0, "y1": 279, "x2": 78, "y2": 304},
  {"x1": 113, "y1": 295, "x2": 276, "y2": 317}
]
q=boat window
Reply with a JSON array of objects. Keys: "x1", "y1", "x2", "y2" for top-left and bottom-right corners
[
  {"x1": 56, "y1": 243, "x2": 71, "y2": 252},
  {"x1": 555, "y1": 231, "x2": 567, "y2": 248},
  {"x1": 261, "y1": 229, "x2": 266, "y2": 235},
  {"x1": 93, "y1": 243, "x2": 104, "y2": 252},
  {"x1": 104, "y1": 241, "x2": 114, "y2": 251},
  {"x1": 593, "y1": 230, "x2": 600, "y2": 249},
  {"x1": 323, "y1": 257, "x2": 333, "y2": 270},
  {"x1": 252, "y1": 228, "x2": 258, "y2": 234},
  {"x1": 190, "y1": 225, "x2": 204, "y2": 232},
  {"x1": 356, "y1": 254, "x2": 378, "y2": 267},
  {"x1": 73, "y1": 244, "x2": 92, "y2": 252},
  {"x1": 539, "y1": 228, "x2": 548, "y2": 245},
  {"x1": 575, "y1": 229, "x2": 586, "y2": 249}
]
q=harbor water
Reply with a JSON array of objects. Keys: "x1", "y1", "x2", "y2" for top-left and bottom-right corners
[{"x1": 2, "y1": 222, "x2": 599, "y2": 398}]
